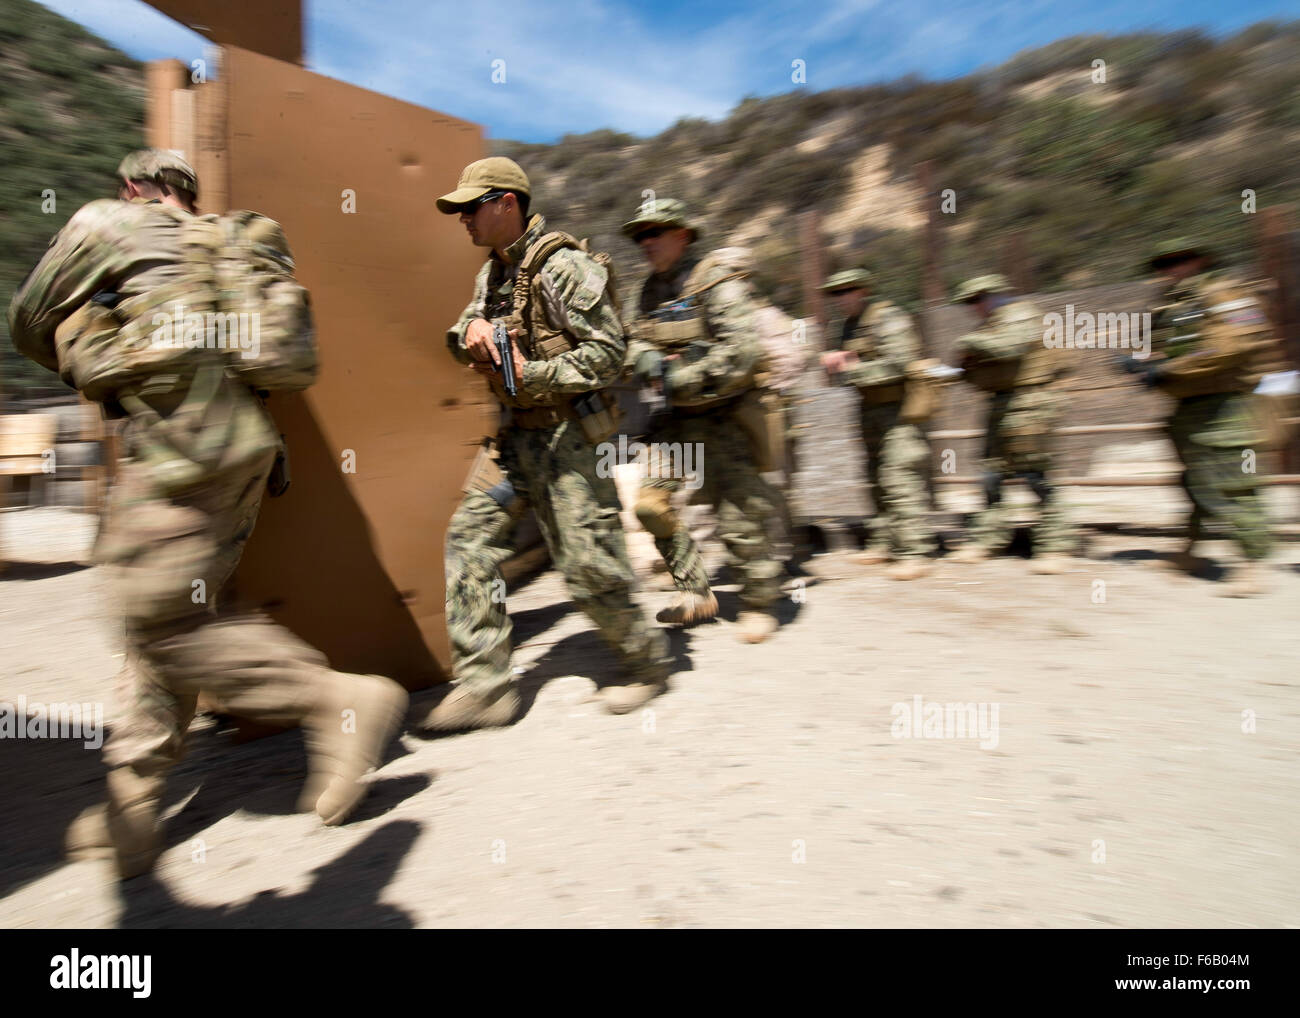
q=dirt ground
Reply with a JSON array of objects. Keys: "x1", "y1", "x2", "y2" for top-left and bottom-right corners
[{"x1": 1, "y1": 502, "x2": 1297, "y2": 929}]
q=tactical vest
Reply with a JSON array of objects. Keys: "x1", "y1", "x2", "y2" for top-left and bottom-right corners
[
  {"x1": 1153, "y1": 276, "x2": 1280, "y2": 400},
  {"x1": 49, "y1": 200, "x2": 313, "y2": 493},
  {"x1": 633, "y1": 250, "x2": 755, "y2": 411},
  {"x1": 963, "y1": 300, "x2": 1058, "y2": 393},
  {"x1": 480, "y1": 227, "x2": 621, "y2": 435},
  {"x1": 843, "y1": 302, "x2": 907, "y2": 405}
]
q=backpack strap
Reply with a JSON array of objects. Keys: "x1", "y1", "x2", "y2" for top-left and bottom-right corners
[{"x1": 511, "y1": 231, "x2": 581, "y2": 321}]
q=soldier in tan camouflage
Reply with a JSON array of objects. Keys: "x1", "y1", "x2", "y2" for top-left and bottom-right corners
[
  {"x1": 423, "y1": 158, "x2": 671, "y2": 728},
  {"x1": 8, "y1": 150, "x2": 408, "y2": 880},
  {"x1": 819, "y1": 269, "x2": 937, "y2": 580},
  {"x1": 948, "y1": 274, "x2": 1075, "y2": 573},
  {"x1": 622, "y1": 198, "x2": 786, "y2": 644},
  {"x1": 1122, "y1": 239, "x2": 1279, "y2": 596}
]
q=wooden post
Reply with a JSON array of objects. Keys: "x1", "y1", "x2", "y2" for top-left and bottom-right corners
[
  {"x1": 799, "y1": 210, "x2": 827, "y2": 340},
  {"x1": 1001, "y1": 229, "x2": 1033, "y2": 294},
  {"x1": 1259, "y1": 206, "x2": 1300, "y2": 474},
  {"x1": 916, "y1": 160, "x2": 945, "y2": 357}
]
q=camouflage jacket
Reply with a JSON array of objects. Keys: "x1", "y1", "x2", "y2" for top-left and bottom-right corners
[
  {"x1": 9, "y1": 197, "x2": 204, "y2": 376},
  {"x1": 446, "y1": 214, "x2": 626, "y2": 404},
  {"x1": 953, "y1": 297, "x2": 1049, "y2": 392},
  {"x1": 1151, "y1": 272, "x2": 1271, "y2": 400},
  {"x1": 626, "y1": 248, "x2": 762, "y2": 405},
  {"x1": 835, "y1": 299, "x2": 920, "y2": 396}
]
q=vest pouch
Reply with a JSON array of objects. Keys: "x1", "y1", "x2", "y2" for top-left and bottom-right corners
[
  {"x1": 900, "y1": 360, "x2": 938, "y2": 423},
  {"x1": 574, "y1": 390, "x2": 622, "y2": 445},
  {"x1": 651, "y1": 318, "x2": 707, "y2": 349},
  {"x1": 53, "y1": 300, "x2": 130, "y2": 402},
  {"x1": 732, "y1": 388, "x2": 785, "y2": 472}
]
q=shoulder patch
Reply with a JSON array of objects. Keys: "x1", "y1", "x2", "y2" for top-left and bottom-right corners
[{"x1": 542, "y1": 247, "x2": 607, "y2": 313}]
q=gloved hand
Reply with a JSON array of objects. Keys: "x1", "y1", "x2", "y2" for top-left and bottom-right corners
[{"x1": 634, "y1": 348, "x2": 664, "y2": 385}]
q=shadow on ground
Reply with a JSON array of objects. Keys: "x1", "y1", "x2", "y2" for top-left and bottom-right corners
[
  {"x1": 117, "y1": 820, "x2": 421, "y2": 928},
  {"x1": 0, "y1": 714, "x2": 426, "y2": 902}
]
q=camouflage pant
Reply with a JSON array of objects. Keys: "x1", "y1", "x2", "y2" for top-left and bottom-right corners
[
  {"x1": 97, "y1": 448, "x2": 336, "y2": 778},
  {"x1": 860, "y1": 402, "x2": 935, "y2": 559},
  {"x1": 637, "y1": 409, "x2": 784, "y2": 607},
  {"x1": 446, "y1": 420, "x2": 667, "y2": 698},
  {"x1": 1169, "y1": 393, "x2": 1272, "y2": 560},
  {"x1": 969, "y1": 388, "x2": 1073, "y2": 553}
]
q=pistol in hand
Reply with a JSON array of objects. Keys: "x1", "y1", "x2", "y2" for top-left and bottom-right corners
[{"x1": 493, "y1": 322, "x2": 518, "y2": 398}]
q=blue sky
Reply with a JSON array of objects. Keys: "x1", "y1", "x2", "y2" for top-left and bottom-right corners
[{"x1": 39, "y1": 0, "x2": 1298, "y2": 142}]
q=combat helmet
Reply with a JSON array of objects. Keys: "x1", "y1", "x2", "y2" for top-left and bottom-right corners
[
  {"x1": 1147, "y1": 238, "x2": 1214, "y2": 271},
  {"x1": 117, "y1": 148, "x2": 198, "y2": 197},
  {"x1": 820, "y1": 268, "x2": 874, "y2": 293},
  {"x1": 952, "y1": 274, "x2": 1012, "y2": 304},
  {"x1": 621, "y1": 198, "x2": 700, "y2": 242}
]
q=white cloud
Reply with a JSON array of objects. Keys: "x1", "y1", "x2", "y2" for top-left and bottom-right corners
[{"x1": 37, "y1": 0, "x2": 210, "y2": 61}]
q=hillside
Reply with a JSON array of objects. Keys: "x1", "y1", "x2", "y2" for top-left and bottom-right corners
[
  {"x1": 495, "y1": 24, "x2": 1300, "y2": 316},
  {"x1": 0, "y1": 0, "x2": 145, "y2": 398},
  {"x1": 1, "y1": 4, "x2": 1297, "y2": 400}
]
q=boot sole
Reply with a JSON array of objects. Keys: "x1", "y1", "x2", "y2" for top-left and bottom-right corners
[
  {"x1": 316, "y1": 681, "x2": 409, "y2": 827},
  {"x1": 418, "y1": 689, "x2": 521, "y2": 733},
  {"x1": 602, "y1": 681, "x2": 667, "y2": 715}
]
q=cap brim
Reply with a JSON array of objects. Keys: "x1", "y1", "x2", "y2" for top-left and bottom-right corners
[
  {"x1": 622, "y1": 220, "x2": 698, "y2": 241},
  {"x1": 621, "y1": 219, "x2": 660, "y2": 237},
  {"x1": 1149, "y1": 250, "x2": 1205, "y2": 270},
  {"x1": 436, "y1": 185, "x2": 491, "y2": 214}
]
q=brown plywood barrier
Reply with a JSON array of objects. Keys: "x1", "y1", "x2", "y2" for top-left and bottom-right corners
[
  {"x1": 145, "y1": 0, "x2": 303, "y2": 65},
  {"x1": 150, "y1": 48, "x2": 491, "y2": 688}
]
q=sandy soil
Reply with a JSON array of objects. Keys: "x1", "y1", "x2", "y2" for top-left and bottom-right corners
[{"x1": 0, "y1": 505, "x2": 1297, "y2": 928}]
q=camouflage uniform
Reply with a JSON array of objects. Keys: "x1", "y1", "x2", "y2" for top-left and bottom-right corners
[
  {"x1": 1149, "y1": 272, "x2": 1273, "y2": 562},
  {"x1": 9, "y1": 170, "x2": 405, "y2": 875},
  {"x1": 954, "y1": 295, "x2": 1073, "y2": 554},
  {"x1": 626, "y1": 247, "x2": 785, "y2": 612},
  {"x1": 833, "y1": 298, "x2": 935, "y2": 560},
  {"x1": 443, "y1": 214, "x2": 668, "y2": 701}
]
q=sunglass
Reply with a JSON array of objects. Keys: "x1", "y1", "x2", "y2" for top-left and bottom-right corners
[
  {"x1": 463, "y1": 190, "x2": 508, "y2": 213},
  {"x1": 632, "y1": 226, "x2": 670, "y2": 243}
]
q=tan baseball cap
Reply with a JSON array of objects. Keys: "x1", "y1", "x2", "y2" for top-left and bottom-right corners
[
  {"x1": 117, "y1": 148, "x2": 198, "y2": 196},
  {"x1": 436, "y1": 157, "x2": 531, "y2": 213}
]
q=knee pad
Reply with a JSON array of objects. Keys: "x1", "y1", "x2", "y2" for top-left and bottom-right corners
[{"x1": 635, "y1": 488, "x2": 678, "y2": 539}]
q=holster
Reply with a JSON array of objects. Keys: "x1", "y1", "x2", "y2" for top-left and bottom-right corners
[
  {"x1": 573, "y1": 389, "x2": 622, "y2": 444},
  {"x1": 731, "y1": 388, "x2": 785, "y2": 473}
]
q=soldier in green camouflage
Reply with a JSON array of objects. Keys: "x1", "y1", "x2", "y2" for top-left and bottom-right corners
[
  {"x1": 819, "y1": 268, "x2": 936, "y2": 580},
  {"x1": 948, "y1": 274, "x2": 1075, "y2": 572},
  {"x1": 8, "y1": 150, "x2": 409, "y2": 880},
  {"x1": 622, "y1": 198, "x2": 786, "y2": 644},
  {"x1": 1121, "y1": 240, "x2": 1276, "y2": 596},
  {"x1": 424, "y1": 158, "x2": 671, "y2": 728}
]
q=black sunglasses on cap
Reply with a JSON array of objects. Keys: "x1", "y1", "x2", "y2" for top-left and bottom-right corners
[
  {"x1": 632, "y1": 225, "x2": 671, "y2": 243},
  {"x1": 463, "y1": 190, "x2": 508, "y2": 212}
]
